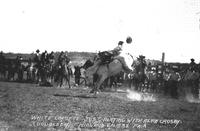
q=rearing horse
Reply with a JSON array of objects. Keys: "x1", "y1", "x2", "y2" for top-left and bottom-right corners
[{"x1": 85, "y1": 53, "x2": 133, "y2": 94}]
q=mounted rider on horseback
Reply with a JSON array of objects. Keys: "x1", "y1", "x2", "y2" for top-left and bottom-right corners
[
  {"x1": 33, "y1": 49, "x2": 41, "y2": 69},
  {"x1": 58, "y1": 51, "x2": 70, "y2": 67},
  {"x1": 98, "y1": 41, "x2": 123, "y2": 64},
  {"x1": 189, "y1": 58, "x2": 198, "y2": 72},
  {"x1": 95, "y1": 36, "x2": 133, "y2": 73},
  {"x1": 55, "y1": 51, "x2": 71, "y2": 88},
  {"x1": 85, "y1": 36, "x2": 134, "y2": 93}
]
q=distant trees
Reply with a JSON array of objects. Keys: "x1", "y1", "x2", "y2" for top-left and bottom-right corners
[{"x1": 2, "y1": 51, "x2": 96, "y2": 61}]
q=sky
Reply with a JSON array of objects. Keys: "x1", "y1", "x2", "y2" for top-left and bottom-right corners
[{"x1": 0, "y1": 0, "x2": 200, "y2": 63}]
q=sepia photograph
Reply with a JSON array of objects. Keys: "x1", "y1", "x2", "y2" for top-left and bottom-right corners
[{"x1": 0, "y1": 0, "x2": 200, "y2": 131}]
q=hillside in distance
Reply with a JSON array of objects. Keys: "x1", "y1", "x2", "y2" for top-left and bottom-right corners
[
  {"x1": 2, "y1": 51, "x2": 189, "y2": 67},
  {"x1": 3, "y1": 51, "x2": 95, "y2": 61}
]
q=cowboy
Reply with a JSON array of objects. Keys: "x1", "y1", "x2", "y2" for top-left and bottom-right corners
[
  {"x1": 15, "y1": 56, "x2": 21, "y2": 66},
  {"x1": 108, "y1": 36, "x2": 132, "y2": 57},
  {"x1": 58, "y1": 51, "x2": 65, "y2": 66},
  {"x1": 114, "y1": 36, "x2": 133, "y2": 73},
  {"x1": 98, "y1": 41, "x2": 124, "y2": 65},
  {"x1": 147, "y1": 62, "x2": 152, "y2": 71},
  {"x1": 36, "y1": 49, "x2": 40, "y2": 55},
  {"x1": 138, "y1": 55, "x2": 147, "y2": 68},
  {"x1": 58, "y1": 51, "x2": 70, "y2": 66},
  {"x1": 166, "y1": 67, "x2": 181, "y2": 99},
  {"x1": 34, "y1": 49, "x2": 40, "y2": 65},
  {"x1": 189, "y1": 58, "x2": 197, "y2": 71},
  {"x1": 163, "y1": 67, "x2": 170, "y2": 95},
  {"x1": 49, "y1": 51, "x2": 55, "y2": 60},
  {"x1": 96, "y1": 37, "x2": 133, "y2": 73},
  {"x1": 64, "y1": 52, "x2": 70, "y2": 64},
  {"x1": 40, "y1": 50, "x2": 48, "y2": 66},
  {"x1": 108, "y1": 41, "x2": 124, "y2": 56}
]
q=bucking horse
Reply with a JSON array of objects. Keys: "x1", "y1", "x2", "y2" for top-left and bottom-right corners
[{"x1": 85, "y1": 51, "x2": 133, "y2": 94}]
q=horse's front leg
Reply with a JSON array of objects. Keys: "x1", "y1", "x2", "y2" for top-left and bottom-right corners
[
  {"x1": 90, "y1": 75, "x2": 102, "y2": 94},
  {"x1": 95, "y1": 74, "x2": 108, "y2": 94},
  {"x1": 67, "y1": 76, "x2": 71, "y2": 88}
]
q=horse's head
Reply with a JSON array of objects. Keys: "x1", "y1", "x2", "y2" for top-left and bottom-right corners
[
  {"x1": 84, "y1": 67, "x2": 94, "y2": 86},
  {"x1": 83, "y1": 59, "x2": 94, "y2": 70}
]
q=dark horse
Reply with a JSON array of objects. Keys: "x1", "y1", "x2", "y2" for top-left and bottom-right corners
[
  {"x1": 82, "y1": 59, "x2": 94, "y2": 70},
  {"x1": 130, "y1": 57, "x2": 148, "y2": 92},
  {"x1": 54, "y1": 58, "x2": 71, "y2": 88},
  {"x1": 183, "y1": 69, "x2": 200, "y2": 98}
]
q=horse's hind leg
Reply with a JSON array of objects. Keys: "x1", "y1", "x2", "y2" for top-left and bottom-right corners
[{"x1": 89, "y1": 75, "x2": 102, "y2": 94}]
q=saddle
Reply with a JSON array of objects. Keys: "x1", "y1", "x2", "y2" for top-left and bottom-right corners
[{"x1": 98, "y1": 51, "x2": 114, "y2": 65}]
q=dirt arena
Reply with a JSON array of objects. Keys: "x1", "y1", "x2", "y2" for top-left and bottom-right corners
[{"x1": 0, "y1": 81, "x2": 199, "y2": 131}]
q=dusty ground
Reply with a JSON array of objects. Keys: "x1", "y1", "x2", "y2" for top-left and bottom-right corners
[{"x1": 0, "y1": 81, "x2": 200, "y2": 131}]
